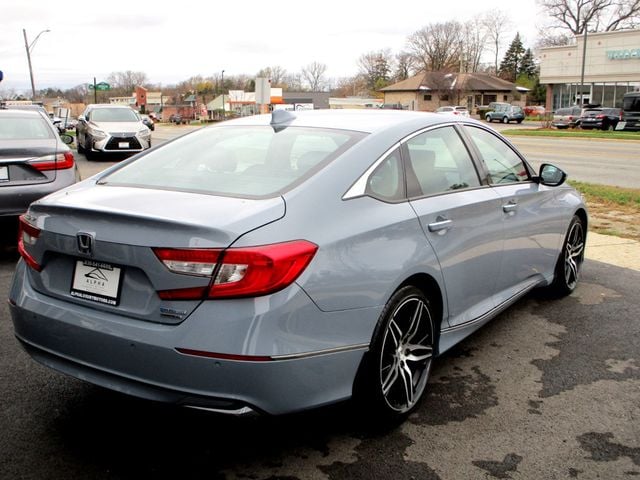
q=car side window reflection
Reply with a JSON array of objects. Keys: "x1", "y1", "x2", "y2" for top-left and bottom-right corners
[
  {"x1": 366, "y1": 148, "x2": 404, "y2": 201},
  {"x1": 405, "y1": 126, "x2": 481, "y2": 197},
  {"x1": 465, "y1": 126, "x2": 529, "y2": 184}
]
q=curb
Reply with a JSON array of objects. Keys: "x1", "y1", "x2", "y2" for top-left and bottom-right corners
[{"x1": 586, "y1": 232, "x2": 640, "y2": 271}]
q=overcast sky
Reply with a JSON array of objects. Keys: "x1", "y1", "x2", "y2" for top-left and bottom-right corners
[{"x1": 1, "y1": 0, "x2": 543, "y2": 94}]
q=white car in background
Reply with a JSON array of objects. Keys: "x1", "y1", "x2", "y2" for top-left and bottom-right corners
[
  {"x1": 435, "y1": 106, "x2": 470, "y2": 118},
  {"x1": 76, "y1": 105, "x2": 151, "y2": 160}
]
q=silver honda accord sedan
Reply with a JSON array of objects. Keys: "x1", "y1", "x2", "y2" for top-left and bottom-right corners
[{"x1": 9, "y1": 110, "x2": 587, "y2": 420}]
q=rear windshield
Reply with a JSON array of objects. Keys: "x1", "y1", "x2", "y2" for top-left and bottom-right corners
[
  {"x1": 0, "y1": 114, "x2": 54, "y2": 140},
  {"x1": 100, "y1": 126, "x2": 365, "y2": 198},
  {"x1": 623, "y1": 95, "x2": 640, "y2": 112},
  {"x1": 89, "y1": 108, "x2": 140, "y2": 122}
]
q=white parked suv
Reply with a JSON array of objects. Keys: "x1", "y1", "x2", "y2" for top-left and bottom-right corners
[{"x1": 76, "y1": 105, "x2": 151, "y2": 160}]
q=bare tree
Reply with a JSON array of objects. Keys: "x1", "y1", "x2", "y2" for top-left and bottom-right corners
[
  {"x1": 301, "y1": 61, "x2": 328, "y2": 91},
  {"x1": 257, "y1": 66, "x2": 288, "y2": 87},
  {"x1": 461, "y1": 19, "x2": 488, "y2": 73},
  {"x1": 331, "y1": 75, "x2": 369, "y2": 97},
  {"x1": 63, "y1": 84, "x2": 89, "y2": 103},
  {"x1": 481, "y1": 10, "x2": 514, "y2": 75},
  {"x1": 394, "y1": 52, "x2": 417, "y2": 81},
  {"x1": 282, "y1": 73, "x2": 304, "y2": 91},
  {"x1": 537, "y1": 0, "x2": 640, "y2": 34},
  {"x1": 106, "y1": 70, "x2": 149, "y2": 94},
  {"x1": 407, "y1": 21, "x2": 462, "y2": 72},
  {"x1": 535, "y1": 31, "x2": 575, "y2": 48},
  {"x1": 358, "y1": 49, "x2": 394, "y2": 89}
]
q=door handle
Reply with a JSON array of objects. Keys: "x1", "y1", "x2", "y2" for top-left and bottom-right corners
[
  {"x1": 503, "y1": 202, "x2": 518, "y2": 213},
  {"x1": 428, "y1": 218, "x2": 453, "y2": 233}
]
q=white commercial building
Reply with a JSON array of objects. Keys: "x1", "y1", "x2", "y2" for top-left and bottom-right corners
[{"x1": 539, "y1": 28, "x2": 640, "y2": 109}]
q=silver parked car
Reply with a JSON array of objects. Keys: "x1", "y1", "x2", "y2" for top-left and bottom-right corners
[
  {"x1": 10, "y1": 110, "x2": 587, "y2": 420},
  {"x1": 76, "y1": 104, "x2": 151, "y2": 160},
  {"x1": 0, "y1": 109, "x2": 79, "y2": 217}
]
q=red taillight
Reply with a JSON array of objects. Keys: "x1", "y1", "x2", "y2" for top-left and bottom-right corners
[
  {"x1": 154, "y1": 240, "x2": 318, "y2": 300},
  {"x1": 596, "y1": 114, "x2": 605, "y2": 119},
  {"x1": 17, "y1": 215, "x2": 42, "y2": 271},
  {"x1": 30, "y1": 151, "x2": 75, "y2": 171}
]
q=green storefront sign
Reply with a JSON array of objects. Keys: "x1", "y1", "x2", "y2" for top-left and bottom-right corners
[{"x1": 607, "y1": 49, "x2": 640, "y2": 60}]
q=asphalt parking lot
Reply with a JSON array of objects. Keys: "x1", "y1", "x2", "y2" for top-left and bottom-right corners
[
  {"x1": 1, "y1": 127, "x2": 638, "y2": 479},
  {"x1": 1, "y1": 234, "x2": 638, "y2": 479}
]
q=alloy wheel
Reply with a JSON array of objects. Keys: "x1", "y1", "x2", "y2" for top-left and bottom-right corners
[
  {"x1": 563, "y1": 220, "x2": 585, "y2": 290},
  {"x1": 379, "y1": 296, "x2": 434, "y2": 413}
]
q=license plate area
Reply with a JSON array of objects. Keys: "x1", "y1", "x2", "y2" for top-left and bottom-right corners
[
  {"x1": 118, "y1": 141, "x2": 130, "y2": 148},
  {"x1": 70, "y1": 259, "x2": 122, "y2": 306}
]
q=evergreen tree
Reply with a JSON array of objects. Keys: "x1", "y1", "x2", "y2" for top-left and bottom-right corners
[
  {"x1": 499, "y1": 33, "x2": 525, "y2": 82},
  {"x1": 520, "y1": 48, "x2": 537, "y2": 78}
]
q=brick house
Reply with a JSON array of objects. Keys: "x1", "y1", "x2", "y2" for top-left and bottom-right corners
[{"x1": 381, "y1": 72, "x2": 527, "y2": 112}]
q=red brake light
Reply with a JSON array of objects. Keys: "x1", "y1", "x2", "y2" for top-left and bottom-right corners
[
  {"x1": 30, "y1": 151, "x2": 75, "y2": 171},
  {"x1": 154, "y1": 240, "x2": 318, "y2": 300},
  {"x1": 596, "y1": 114, "x2": 605, "y2": 119},
  {"x1": 17, "y1": 215, "x2": 42, "y2": 271}
]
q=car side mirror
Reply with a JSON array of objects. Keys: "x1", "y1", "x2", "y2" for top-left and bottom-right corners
[
  {"x1": 78, "y1": 115, "x2": 86, "y2": 121},
  {"x1": 537, "y1": 163, "x2": 567, "y2": 186}
]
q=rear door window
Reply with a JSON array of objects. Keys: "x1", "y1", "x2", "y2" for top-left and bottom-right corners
[{"x1": 404, "y1": 126, "x2": 481, "y2": 197}]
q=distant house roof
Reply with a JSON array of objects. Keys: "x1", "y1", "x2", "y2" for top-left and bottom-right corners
[
  {"x1": 381, "y1": 72, "x2": 521, "y2": 93},
  {"x1": 184, "y1": 94, "x2": 197, "y2": 102}
]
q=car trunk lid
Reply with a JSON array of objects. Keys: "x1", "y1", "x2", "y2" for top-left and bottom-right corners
[
  {"x1": 22, "y1": 184, "x2": 286, "y2": 324},
  {"x1": 0, "y1": 140, "x2": 61, "y2": 185}
]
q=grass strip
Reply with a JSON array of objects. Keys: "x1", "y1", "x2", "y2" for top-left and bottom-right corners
[
  {"x1": 502, "y1": 129, "x2": 640, "y2": 140},
  {"x1": 569, "y1": 181, "x2": 640, "y2": 207}
]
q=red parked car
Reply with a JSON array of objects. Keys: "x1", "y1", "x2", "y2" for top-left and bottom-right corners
[{"x1": 524, "y1": 106, "x2": 546, "y2": 117}]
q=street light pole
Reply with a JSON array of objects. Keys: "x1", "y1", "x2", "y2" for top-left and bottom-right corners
[
  {"x1": 221, "y1": 70, "x2": 225, "y2": 120},
  {"x1": 23, "y1": 28, "x2": 50, "y2": 101}
]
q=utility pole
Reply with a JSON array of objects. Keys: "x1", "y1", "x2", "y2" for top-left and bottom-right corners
[
  {"x1": 221, "y1": 70, "x2": 225, "y2": 120},
  {"x1": 579, "y1": 28, "x2": 588, "y2": 106},
  {"x1": 23, "y1": 28, "x2": 50, "y2": 101}
]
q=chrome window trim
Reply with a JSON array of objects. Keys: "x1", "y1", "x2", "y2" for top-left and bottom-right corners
[
  {"x1": 342, "y1": 122, "x2": 461, "y2": 200},
  {"x1": 342, "y1": 142, "x2": 401, "y2": 200}
]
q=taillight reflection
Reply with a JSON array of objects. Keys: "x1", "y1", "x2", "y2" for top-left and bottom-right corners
[{"x1": 18, "y1": 215, "x2": 42, "y2": 271}]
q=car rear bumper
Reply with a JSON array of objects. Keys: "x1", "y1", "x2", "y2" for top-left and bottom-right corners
[{"x1": 9, "y1": 260, "x2": 371, "y2": 415}]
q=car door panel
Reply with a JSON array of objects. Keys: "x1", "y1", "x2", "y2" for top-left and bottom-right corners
[{"x1": 403, "y1": 125, "x2": 504, "y2": 328}]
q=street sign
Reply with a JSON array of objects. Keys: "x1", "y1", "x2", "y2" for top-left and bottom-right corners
[{"x1": 89, "y1": 82, "x2": 110, "y2": 91}]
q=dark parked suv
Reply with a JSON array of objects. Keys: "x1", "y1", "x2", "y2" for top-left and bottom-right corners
[
  {"x1": 579, "y1": 107, "x2": 622, "y2": 131},
  {"x1": 620, "y1": 92, "x2": 640, "y2": 131}
]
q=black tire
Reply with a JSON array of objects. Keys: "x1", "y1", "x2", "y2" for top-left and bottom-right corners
[
  {"x1": 84, "y1": 139, "x2": 96, "y2": 161},
  {"x1": 502, "y1": 116, "x2": 509, "y2": 124},
  {"x1": 76, "y1": 131, "x2": 84, "y2": 153},
  {"x1": 547, "y1": 215, "x2": 585, "y2": 297},
  {"x1": 517, "y1": 119, "x2": 523, "y2": 124},
  {"x1": 486, "y1": 115, "x2": 492, "y2": 122},
  {"x1": 355, "y1": 286, "x2": 436, "y2": 421}
]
